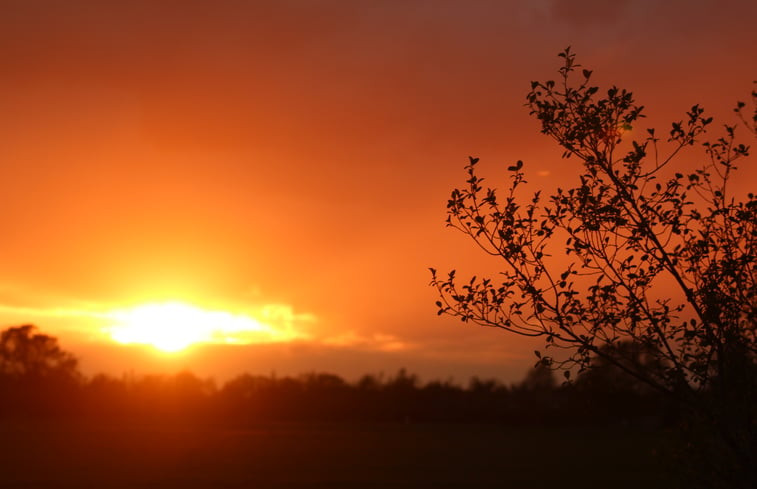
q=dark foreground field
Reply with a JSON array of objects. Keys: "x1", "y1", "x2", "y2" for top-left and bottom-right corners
[{"x1": 0, "y1": 420, "x2": 671, "y2": 488}]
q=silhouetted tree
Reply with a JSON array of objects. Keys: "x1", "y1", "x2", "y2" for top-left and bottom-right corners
[
  {"x1": 356, "y1": 373, "x2": 382, "y2": 391},
  {"x1": 0, "y1": 325, "x2": 79, "y2": 383},
  {"x1": 519, "y1": 363, "x2": 557, "y2": 392},
  {"x1": 569, "y1": 342, "x2": 671, "y2": 427},
  {"x1": 468, "y1": 376, "x2": 506, "y2": 397},
  {"x1": 0, "y1": 325, "x2": 81, "y2": 416},
  {"x1": 575, "y1": 341, "x2": 666, "y2": 396},
  {"x1": 431, "y1": 48, "x2": 756, "y2": 487}
]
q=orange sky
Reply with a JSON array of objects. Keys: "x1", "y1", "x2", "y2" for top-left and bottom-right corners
[{"x1": 0, "y1": 0, "x2": 755, "y2": 383}]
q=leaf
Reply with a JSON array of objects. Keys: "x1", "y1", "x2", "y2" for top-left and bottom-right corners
[{"x1": 507, "y1": 160, "x2": 524, "y2": 172}]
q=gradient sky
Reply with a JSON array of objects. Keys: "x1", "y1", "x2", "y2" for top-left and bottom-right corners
[{"x1": 0, "y1": 0, "x2": 754, "y2": 383}]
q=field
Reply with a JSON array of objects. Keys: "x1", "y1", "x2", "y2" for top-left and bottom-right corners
[{"x1": 0, "y1": 420, "x2": 672, "y2": 488}]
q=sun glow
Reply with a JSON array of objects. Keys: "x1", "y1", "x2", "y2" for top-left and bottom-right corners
[{"x1": 106, "y1": 301, "x2": 304, "y2": 352}]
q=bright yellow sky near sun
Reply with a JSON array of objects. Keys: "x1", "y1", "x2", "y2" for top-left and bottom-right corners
[
  {"x1": 0, "y1": 299, "x2": 314, "y2": 350},
  {"x1": 107, "y1": 302, "x2": 308, "y2": 352},
  {"x1": 0, "y1": 1, "x2": 754, "y2": 381}
]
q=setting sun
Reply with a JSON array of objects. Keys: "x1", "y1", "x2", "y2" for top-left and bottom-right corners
[{"x1": 106, "y1": 302, "x2": 301, "y2": 352}]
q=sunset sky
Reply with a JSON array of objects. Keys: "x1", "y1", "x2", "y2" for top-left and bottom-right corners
[{"x1": 0, "y1": 0, "x2": 754, "y2": 383}]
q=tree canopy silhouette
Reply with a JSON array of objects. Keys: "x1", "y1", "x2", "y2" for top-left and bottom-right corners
[
  {"x1": 0, "y1": 324, "x2": 79, "y2": 383},
  {"x1": 431, "y1": 48, "x2": 756, "y2": 488}
]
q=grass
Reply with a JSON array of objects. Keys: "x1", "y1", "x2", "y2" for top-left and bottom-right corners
[{"x1": 0, "y1": 420, "x2": 672, "y2": 488}]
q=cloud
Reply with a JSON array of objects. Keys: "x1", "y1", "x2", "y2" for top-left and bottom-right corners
[{"x1": 321, "y1": 331, "x2": 413, "y2": 352}]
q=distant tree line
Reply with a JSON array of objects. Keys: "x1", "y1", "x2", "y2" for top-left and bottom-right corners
[{"x1": 0, "y1": 325, "x2": 673, "y2": 426}]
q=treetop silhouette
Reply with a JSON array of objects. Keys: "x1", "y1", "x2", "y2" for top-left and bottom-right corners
[
  {"x1": 431, "y1": 47, "x2": 756, "y2": 487},
  {"x1": 0, "y1": 324, "x2": 79, "y2": 383}
]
